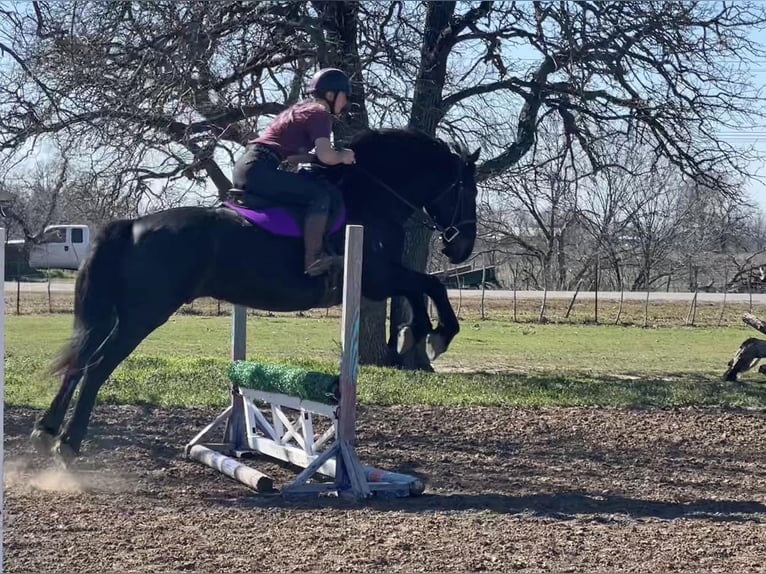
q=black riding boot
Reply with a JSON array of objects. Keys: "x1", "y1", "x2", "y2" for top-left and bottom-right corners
[{"x1": 303, "y1": 212, "x2": 335, "y2": 276}]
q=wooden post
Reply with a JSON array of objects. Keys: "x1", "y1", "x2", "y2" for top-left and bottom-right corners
[
  {"x1": 594, "y1": 256, "x2": 600, "y2": 324},
  {"x1": 686, "y1": 290, "x2": 698, "y2": 326},
  {"x1": 232, "y1": 305, "x2": 247, "y2": 361},
  {"x1": 564, "y1": 279, "x2": 582, "y2": 319},
  {"x1": 332, "y1": 224, "x2": 367, "y2": 495},
  {"x1": 480, "y1": 263, "x2": 487, "y2": 320},
  {"x1": 538, "y1": 269, "x2": 548, "y2": 323},
  {"x1": 643, "y1": 290, "x2": 650, "y2": 328},
  {"x1": 512, "y1": 263, "x2": 518, "y2": 322},
  {"x1": 337, "y1": 225, "x2": 363, "y2": 446},
  {"x1": 455, "y1": 267, "x2": 462, "y2": 318},
  {"x1": 283, "y1": 225, "x2": 373, "y2": 498},
  {"x1": 718, "y1": 266, "x2": 729, "y2": 327},
  {"x1": 615, "y1": 285, "x2": 624, "y2": 326}
]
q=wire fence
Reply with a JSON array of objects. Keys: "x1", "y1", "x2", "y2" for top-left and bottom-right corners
[{"x1": 4, "y1": 278, "x2": 763, "y2": 329}]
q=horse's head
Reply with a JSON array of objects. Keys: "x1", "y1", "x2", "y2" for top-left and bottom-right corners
[
  {"x1": 343, "y1": 128, "x2": 480, "y2": 265},
  {"x1": 424, "y1": 142, "x2": 480, "y2": 265}
]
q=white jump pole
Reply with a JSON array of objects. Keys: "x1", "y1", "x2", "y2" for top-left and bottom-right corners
[{"x1": 187, "y1": 444, "x2": 272, "y2": 492}]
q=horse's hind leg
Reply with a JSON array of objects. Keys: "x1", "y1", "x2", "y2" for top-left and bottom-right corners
[
  {"x1": 31, "y1": 371, "x2": 84, "y2": 453},
  {"x1": 52, "y1": 307, "x2": 176, "y2": 464},
  {"x1": 31, "y1": 321, "x2": 118, "y2": 452}
]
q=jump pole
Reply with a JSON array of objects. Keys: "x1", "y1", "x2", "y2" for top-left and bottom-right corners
[{"x1": 187, "y1": 444, "x2": 273, "y2": 492}]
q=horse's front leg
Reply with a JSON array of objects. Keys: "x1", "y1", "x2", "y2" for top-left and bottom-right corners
[{"x1": 386, "y1": 266, "x2": 459, "y2": 361}]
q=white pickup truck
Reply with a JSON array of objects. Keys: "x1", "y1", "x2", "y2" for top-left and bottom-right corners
[{"x1": 23, "y1": 224, "x2": 92, "y2": 270}]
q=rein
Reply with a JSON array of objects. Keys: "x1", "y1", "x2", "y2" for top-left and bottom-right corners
[{"x1": 351, "y1": 162, "x2": 473, "y2": 243}]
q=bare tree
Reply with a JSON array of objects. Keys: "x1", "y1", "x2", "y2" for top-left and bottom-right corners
[
  {"x1": 0, "y1": 149, "x2": 141, "y2": 241},
  {"x1": 0, "y1": 1, "x2": 314, "y2": 198},
  {"x1": 574, "y1": 140, "x2": 663, "y2": 291},
  {"x1": 481, "y1": 126, "x2": 580, "y2": 290},
  {"x1": 623, "y1": 163, "x2": 694, "y2": 291},
  {"x1": 0, "y1": 153, "x2": 70, "y2": 241}
]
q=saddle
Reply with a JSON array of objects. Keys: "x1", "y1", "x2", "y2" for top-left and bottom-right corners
[
  {"x1": 224, "y1": 165, "x2": 346, "y2": 239},
  {"x1": 223, "y1": 194, "x2": 346, "y2": 239}
]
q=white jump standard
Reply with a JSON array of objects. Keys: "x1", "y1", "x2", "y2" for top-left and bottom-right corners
[{"x1": 185, "y1": 224, "x2": 425, "y2": 499}]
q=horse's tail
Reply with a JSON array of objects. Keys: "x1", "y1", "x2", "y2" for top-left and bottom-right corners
[{"x1": 51, "y1": 219, "x2": 134, "y2": 376}]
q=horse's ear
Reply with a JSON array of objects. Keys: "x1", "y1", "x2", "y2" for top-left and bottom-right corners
[{"x1": 468, "y1": 147, "x2": 481, "y2": 163}]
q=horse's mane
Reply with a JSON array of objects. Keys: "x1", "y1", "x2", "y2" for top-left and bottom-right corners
[{"x1": 349, "y1": 127, "x2": 467, "y2": 161}]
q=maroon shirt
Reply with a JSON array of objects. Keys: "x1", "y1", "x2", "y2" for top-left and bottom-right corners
[{"x1": 252, "y1": 101, "x2": 333, "y2": 160}]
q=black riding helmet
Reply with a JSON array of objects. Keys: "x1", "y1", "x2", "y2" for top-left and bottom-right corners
[
  {"x1": 309, "y1": 68, "x2": 352, "y2": 115},
  {"x1": 309, "y1": 68, "x2": 352, "y2": 97}
]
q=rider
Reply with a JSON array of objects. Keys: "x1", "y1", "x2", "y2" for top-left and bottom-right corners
[{"x1": 232, "y1": 67, "x2": 356, "y2": 276}]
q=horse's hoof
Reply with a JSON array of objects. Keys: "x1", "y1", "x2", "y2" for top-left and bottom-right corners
[
  {"x1": 51, "y1": 440, "x2": 77, "y2": 469},
  {"x1": 426, "y1": 332, "x2": 447, "y2": 361},
  {"x1": 397, "y1": 326, "x2": 415, "y2": 355},
  {"x1": 30, "y1": 428, "x2": 55, "y2": 454}
]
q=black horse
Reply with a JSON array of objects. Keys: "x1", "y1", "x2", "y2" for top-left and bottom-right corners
[{"x1": 30, "y1": 126, "x2": 480, "y2": 463}]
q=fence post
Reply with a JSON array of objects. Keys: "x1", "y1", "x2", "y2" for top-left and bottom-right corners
[
  {"x1": 480, "y1": 263, "x2": 487, "y2": 320},
  {"x1": 718, "y1": 266, "x2": 729, "y2": 327},
  {"x1": 594, "y1": 256, "x2": 600, "y2": 324},
  {"x1": 643, "y1": 290, "x2": 650, "y2": 328},
  {"x1": 512, "y1": 263, "x2": 518, "y2": 322}
]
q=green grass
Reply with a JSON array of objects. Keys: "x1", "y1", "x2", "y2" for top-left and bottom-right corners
[{"x1": 7, "y1": 314, "x2": 766, "y2": 410}]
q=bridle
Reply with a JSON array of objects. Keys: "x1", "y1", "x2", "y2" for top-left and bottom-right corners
[{"x1": 352, "y1": 158, "x2": 475, "y2": 243}]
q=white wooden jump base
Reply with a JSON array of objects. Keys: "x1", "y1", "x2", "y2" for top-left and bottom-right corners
[{"x1": 186, "y1": 225, "x2": 424, "y2": 499}]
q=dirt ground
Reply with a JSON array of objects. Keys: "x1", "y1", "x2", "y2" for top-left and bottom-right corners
[{"x1": 4, "y1": 404, "x2": 766, "y2": 573}]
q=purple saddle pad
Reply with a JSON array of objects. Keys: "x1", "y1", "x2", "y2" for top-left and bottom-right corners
[{"x1": 223, "y1": 201, "x2": 346, "y2": 238}]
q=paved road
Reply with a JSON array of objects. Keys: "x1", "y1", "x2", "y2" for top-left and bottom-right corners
[
  {"x1": 5, "y1": 280, "x2": 765, "y2": 303},
  {"x1": 446, "y1": 289, "x2": 766, "y2": 303}
]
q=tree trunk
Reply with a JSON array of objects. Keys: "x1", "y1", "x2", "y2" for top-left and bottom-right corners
[
  {"x1": 314, "y1": 1, "x2": 369, "y2": 139},
  {"x1": 743, "y1": 312, "x2": 766, "y2": 335},
  {"x1": 359, "y1": 296, "x2": 390, "y2": 365},
  {"x1": 724, "y1": 337, "x2": 766, "y2": 382},
  {"x1": 390, "y1": 1, "x2": 456, "y2": 370},
  {"x1": 723, "y1": 314, "x2": 766, "y2": 381},
  {"x1": 314, "y1": 1, "x2": 389, "y2": 365}
]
